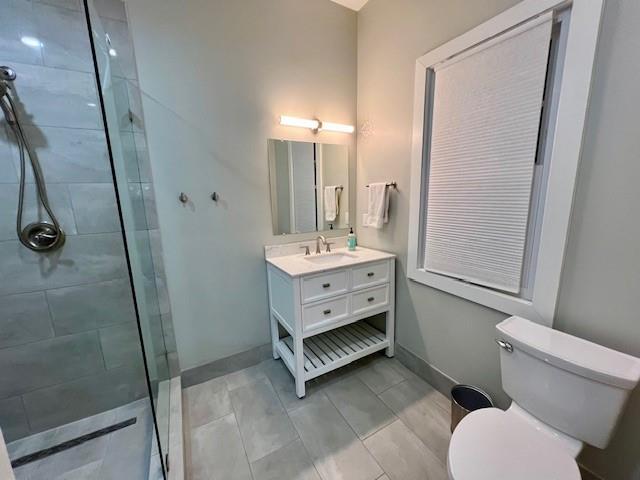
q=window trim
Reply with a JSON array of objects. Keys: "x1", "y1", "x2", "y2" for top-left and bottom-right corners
[{"x1": 407, "y1": 0, "x2": 603, "y2": 327}]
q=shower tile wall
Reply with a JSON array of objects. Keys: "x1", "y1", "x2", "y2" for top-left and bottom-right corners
[{"x1": 0, "y1": 0, "x2": 176, "y2": 443}]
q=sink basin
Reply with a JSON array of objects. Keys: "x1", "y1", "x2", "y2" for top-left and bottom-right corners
[{"x1": 303, "y1": 252, "x2": 357, "y2": 265}]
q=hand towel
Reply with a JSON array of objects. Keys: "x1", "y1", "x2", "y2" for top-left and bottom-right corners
[
  {"x1": 364, "y1": 182, "x2": 389, "y2": 229},
  {"x1": 324, "y1": 186, "x2": 339, "y2": 222}
]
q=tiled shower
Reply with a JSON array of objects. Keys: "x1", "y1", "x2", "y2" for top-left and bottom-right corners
[{"x1": 0, "y1": 0, "x2": 176, "y2": 478}]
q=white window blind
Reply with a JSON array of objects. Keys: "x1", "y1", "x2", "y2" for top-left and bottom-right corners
[{"x1": 423, "y1": 15, "x2": 553, "y2": 293}]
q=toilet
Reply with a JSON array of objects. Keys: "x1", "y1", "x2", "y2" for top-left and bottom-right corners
[{"x1": 447, "y1": 316, "x2": 640, "y2": 480}]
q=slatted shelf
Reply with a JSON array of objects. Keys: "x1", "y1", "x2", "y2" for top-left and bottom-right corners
[{"x1": 277, "y1": 322, "x2": 389, "y2": 381}]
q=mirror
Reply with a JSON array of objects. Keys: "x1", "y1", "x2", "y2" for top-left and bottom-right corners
[{"x1": 268, "y1": 139, "x2": 350, "y2": 235}]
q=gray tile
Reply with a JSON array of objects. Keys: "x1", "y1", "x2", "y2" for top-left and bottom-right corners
[
  {"x1": 35, "y1": 0, "x2": 81, "y2": 10},
  {"x1": 68, "y1": 183, "x2": 121, "y2": 234},
  {"x1": 93, "y1": 0, "x2": 126, "y2": 21},
  {"x1": 250, "y1": 438, "x2": 321, "y2": 480},
  {"x1": 261, "y1": 359, "x2": 322, "y2": 412},
  {"x1": 161, "y1": 312, "x2": 176, "y2": 353},
  {"x1": 0, "y1": 331, "x2": 103, "y2": 399},
  {"x1": 99, "y1": 322, "x2": 143, "y2": 369},
  {"x1": 156, "y1": 275, "x2": 170, "y2": 314},
  {"x1": 141, "y1": 183, "x2": 158, "y2": 229},
  {"x1": 230, "y1": 377, "x2": 298, "y2": 462},
  {"x1": 112, "y1": 79, "x2": 135, "y2": 134},
  {"x1": 0, "y1": 0, "x2": 43, "y2": 66},
  {"x1": 98, "y1": 400, "x2": 153, "y2": 480},
  {"x1": 0, "y1": 125, "x2": 19, "y2": 183},
  {"x1": 148, "y1": 229, "x2": 164, "y2": 276},
  {"x1": 324, "y1": 376, "x2": 396, "y2": 440},
  {"x1": 0, "y1": 396, "x2": 30, "y2": 442},
  {"x1": 189, "y1": 413, "x2": 252, "y2": 480},
  {"x1": 224, "y1": 363, "x2": 268, "y2": 391},
  {"x1": 289, "y1": 394, "x2": 383, "y2": 480},
  {"x1": 0, "y1": 292, "x2": 54, "y2": 349},
  {"x1": 356, "y1": 357, "x2": 410, "y2": 394},
  {"x1": 22, "y1": 363, "x2": 147, "y2": 433},
  {"x1": 15, "y1": 126, "x2": 111, "y2": 184},
  {"x1": 148, "y1": 313, "x2": 167, "y2": 357},
  {"x1": 0, "y1": 233, "x2": 127, "y2": 296},
  {"x1": 52, "y1": 407, "x2": 118, "y2": 445},
  {"x1": 47, "y1": 278, "x2": 135, "y2": 335},
  {"x1": 7, "y1": 425, "x2": 62, "y2": 460},
  {"x1": 31, "y1": 428, "x2": 109, "y2": 479},
  {"x1": 127, "y1": 182, "x2": 148, "y2": 230},
  {"x1": 102, "y1": 19, "x2": 136, "y2": 79},
  {"x1": 379, "y1": 378, "x2": 451, "y2": 464},
  {"x1": 148, "y1": 454, "x2": 163, "y2": 480},
  {"x1": 364, "y1": 420, "x2": 447, "y2": 480},
  {"x1": 0, "y1": 183, "x2": 77, "y2": 242},
  {"x1": 35, "y1": 3, "x2": 92, "y2": 72},
  {"x1": 185, "y1": 377, "x2": 231, "y2": 429},
  {"x1": 53, "y1": 460, "x2": 103, "y2": 480},
  {"x1": 0, "y1": 61, "x2": 101, "y2": 129},
  {"x1": 136, "y1": 137, "x2": 152, "y2": 184}
]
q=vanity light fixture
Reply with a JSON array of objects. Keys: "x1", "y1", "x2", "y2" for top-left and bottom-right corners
[{"x1": 279, "y1": 115, "x2": 354, "y2": 134}]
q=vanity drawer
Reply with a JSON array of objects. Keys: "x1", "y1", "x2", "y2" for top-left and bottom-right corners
[
  {"x1": 352, "y1": 261, "x2": 390, "y2": 290},
  {"x1": 352, "y1": 285, "x2": 389, "y2": 315},
  {"x1": 303, "y1": 295, "x2": 350, "y2": 331},
  {"x1": 302, "y1": 270, "x2": 348, "y2": 303}
]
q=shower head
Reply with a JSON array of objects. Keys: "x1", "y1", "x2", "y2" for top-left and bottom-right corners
[{"x1": 0, "y1": 66, "x2": 16, "y2": 82}]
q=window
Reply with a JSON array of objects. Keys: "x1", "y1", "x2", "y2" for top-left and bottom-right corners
[{"x1": 407, "y1": 0, "x2": 603, "y2": 326}]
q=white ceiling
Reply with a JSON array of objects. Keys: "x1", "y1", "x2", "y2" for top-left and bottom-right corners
[{"x1": 329, "y1": 0, "x2": 370, "y2": 11}]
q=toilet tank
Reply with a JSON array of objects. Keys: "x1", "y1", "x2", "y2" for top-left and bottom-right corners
[{"x1": 496, "y1": 316, "x2": 640, "y2": 449}]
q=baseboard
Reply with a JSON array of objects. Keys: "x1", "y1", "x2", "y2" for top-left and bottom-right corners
[
  {"x1": 180, "y1": 344, "x2": 272, "y2": 388},
  {"x1": 395, "y1": 344, "x2": 458, "y2": 401}
]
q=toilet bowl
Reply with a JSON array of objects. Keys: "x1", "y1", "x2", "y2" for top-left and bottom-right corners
[
  {"x1": 448, "y1": 406, "x2": 581, "y2": 480},
  {"x1": 447, "y1": 316, "x2": 640, "y2": 480}
]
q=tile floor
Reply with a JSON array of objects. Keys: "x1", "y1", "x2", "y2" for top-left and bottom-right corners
[
  {"x1": 184, "y1": 353, "x2": 451, "y2": 480},
  {"x1": 9, "y1": 398, "x2": 156, "y2": 480}
]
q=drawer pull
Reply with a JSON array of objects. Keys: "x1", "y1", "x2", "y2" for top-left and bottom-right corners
[
  {"x1": 367, "y1": 272, "x2": 375, "y2": 277},
  {"x1": 322, "y1": 283, "x2": 331, "y2": 289},
  {"x1": 323, "y1": 309, "x2": 332, "y2": 315},
  {"x1": 367, "y1": 297, "x2": 375, "y2": 302}
]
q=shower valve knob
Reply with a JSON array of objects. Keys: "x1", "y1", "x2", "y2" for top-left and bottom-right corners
[
  {"x1": 211, "y1": 192, "x2": 219, "y2": 202},
  {"x1": 178, "y1": 192, "x2": 189, "y2": 204}
]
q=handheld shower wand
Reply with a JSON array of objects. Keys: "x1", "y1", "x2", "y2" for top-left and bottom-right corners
[{"x1": 1, "y1": 65, "x2": 65, "y2": 252}]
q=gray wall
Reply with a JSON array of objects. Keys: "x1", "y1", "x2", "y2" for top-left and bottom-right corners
[
  {"x1": 127, "y1": 0, "x2": 357, "y2": 370},
  {"x1": 357, "y1": 0, "x2": 640, "y2": 478},
  {"x1": 0, "y1": 0, "x2": 163, "y2": 442}
]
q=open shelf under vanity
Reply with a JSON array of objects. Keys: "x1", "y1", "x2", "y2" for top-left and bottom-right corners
[{"x1": 276, "y1": 321, "x2": 389, "y2": 382}]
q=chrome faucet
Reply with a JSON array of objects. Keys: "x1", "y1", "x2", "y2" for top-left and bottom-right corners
[{"x1": 315, "y1": 235, "x2": 334, "y2": 254}]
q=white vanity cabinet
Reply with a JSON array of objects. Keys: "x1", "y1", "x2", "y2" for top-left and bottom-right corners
[{"x1": 266, "y1": 247, "x2": 395, "y2": 398}]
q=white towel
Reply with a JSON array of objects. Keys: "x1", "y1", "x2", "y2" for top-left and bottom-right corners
[
  {"x1": 324, "y1": 186, "x2": 339, "y2": 222},
  {"x1": 363, "y1": 182, "x2": 389, "y2": 229}
]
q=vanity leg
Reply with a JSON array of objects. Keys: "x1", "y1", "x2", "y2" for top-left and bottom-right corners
[
  {"x1": 270, "y1": 313, "x2": 280, "y2": 360},
  {"x1": 385, "y1": 309, "x2": 395, "y2": 357},
  {"x1": 386, "y1": 261, "x2": 396, "y2": 357},
  {"x1": 294, "y1": 336, "x2": 306, "y2": 398}
]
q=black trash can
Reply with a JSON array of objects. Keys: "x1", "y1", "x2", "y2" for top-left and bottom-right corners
[{"x1": 450, "y1": 385, "x2": 493, "y2": 433}]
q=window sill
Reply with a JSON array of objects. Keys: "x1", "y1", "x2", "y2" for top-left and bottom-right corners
[{"x1": 407, "y1": 267, "x2": 549, "y2": 326}]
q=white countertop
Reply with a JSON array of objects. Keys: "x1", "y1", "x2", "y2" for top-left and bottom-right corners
[{"x1": 266, "y1": 246, "x2": 395, "y2": 277}]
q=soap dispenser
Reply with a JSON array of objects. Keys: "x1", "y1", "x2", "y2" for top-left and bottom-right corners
[{"x1": 347, "y1": 227, "x2": 357, "y2": 251}]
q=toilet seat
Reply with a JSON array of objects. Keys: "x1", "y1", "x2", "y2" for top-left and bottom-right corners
[{"x1": 447, "y1": 408, "x2": 580, "y2": 480}]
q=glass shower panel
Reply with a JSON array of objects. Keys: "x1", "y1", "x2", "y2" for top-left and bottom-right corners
[
  {"x1": 85, "y1": 1, "x2": 170, "y2": 477},
  {"x1": 0, "y1": 0, "x2": 167, "y2": 478}
]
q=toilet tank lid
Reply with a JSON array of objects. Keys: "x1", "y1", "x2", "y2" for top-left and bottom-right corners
[{"x1": 497, "y1": 317, "x2": 640, "y2": 390}]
